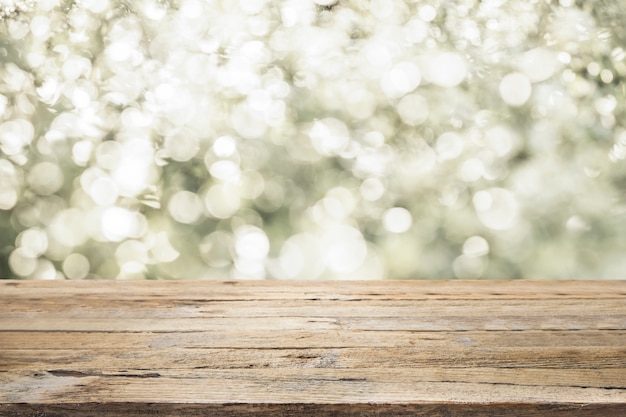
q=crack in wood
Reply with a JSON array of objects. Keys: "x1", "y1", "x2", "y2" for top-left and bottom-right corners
[{"x1": 47, "y1": 370, "x2": 161, "y2": 379}]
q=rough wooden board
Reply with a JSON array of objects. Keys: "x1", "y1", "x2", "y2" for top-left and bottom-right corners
[
  {"x1": 1, "y1": 280, "x2": 625, "y2": 416},
  {"x1": 2, "y1": 279, "x2": 625, "y2": 299},
  {"x1": 1, "y1": 329, "x2": 626, "y2": 349},
  {"x1": 3, "y1": 298, "x2": 626, "y2": 318},
  {"x1": 3, "y1": 347, "x2": 626, "y2": 370},
  {"x1": 2, "y1": 403, "x2": 625, "y2": 417}
]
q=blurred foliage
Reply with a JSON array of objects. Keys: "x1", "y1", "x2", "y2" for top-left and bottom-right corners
[{"x1": 0, "y1": 0, "x2": 625, "y2": 280}]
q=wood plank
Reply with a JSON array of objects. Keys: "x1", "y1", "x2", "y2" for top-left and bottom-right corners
[
  {"x1": 1, "y1": 403, "x2": 623, "y2": 417},
  {"x1": 2, "y1": 329, "x2": 624, "y2": 349},
  {"x1": 2, "y1": 279, "x2": 625, "y2": 300},
  {"x1": 2, "y1": 298, "x2": 625, "y2": 319},
  {"x1": 1, "y1": 280, "x2": 625, "y2": 416},
  {"x1": 1, "y1": 368, "x2": 625, "y2": 404},
  {"x1": 3, "y1": 347, "x2": 626, "y2": 371},
  {"x1": 1, "y1": 315, "x2": 624, "y2": 331}
]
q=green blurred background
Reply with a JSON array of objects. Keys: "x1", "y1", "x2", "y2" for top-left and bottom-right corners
[{"x1": 1, "y1": 0, "x2": 625, "y2": 280}]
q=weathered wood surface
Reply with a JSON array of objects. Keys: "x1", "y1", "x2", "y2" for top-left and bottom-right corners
[{"x1": 1, "y1": 280, "x2": 625, "y2": 416}]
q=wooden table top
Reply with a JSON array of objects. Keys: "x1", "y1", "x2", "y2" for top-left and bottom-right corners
[{"x1": 1, "y1": 280, "x2": 625, "y2": 416}]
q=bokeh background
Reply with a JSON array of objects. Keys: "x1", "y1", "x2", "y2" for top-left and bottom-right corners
[{"x1": 0, "y1": 0, "x2": 625, "y2": 280}]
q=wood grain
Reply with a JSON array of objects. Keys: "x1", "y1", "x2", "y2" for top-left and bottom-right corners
[{"x1": 1, "y1": 280, "x2": 625, "y2": 416}]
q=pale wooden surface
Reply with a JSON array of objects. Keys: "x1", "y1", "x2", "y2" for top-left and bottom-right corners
[{"x1": 1, "y1": 280, "x2": 625, "y2": 416}]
